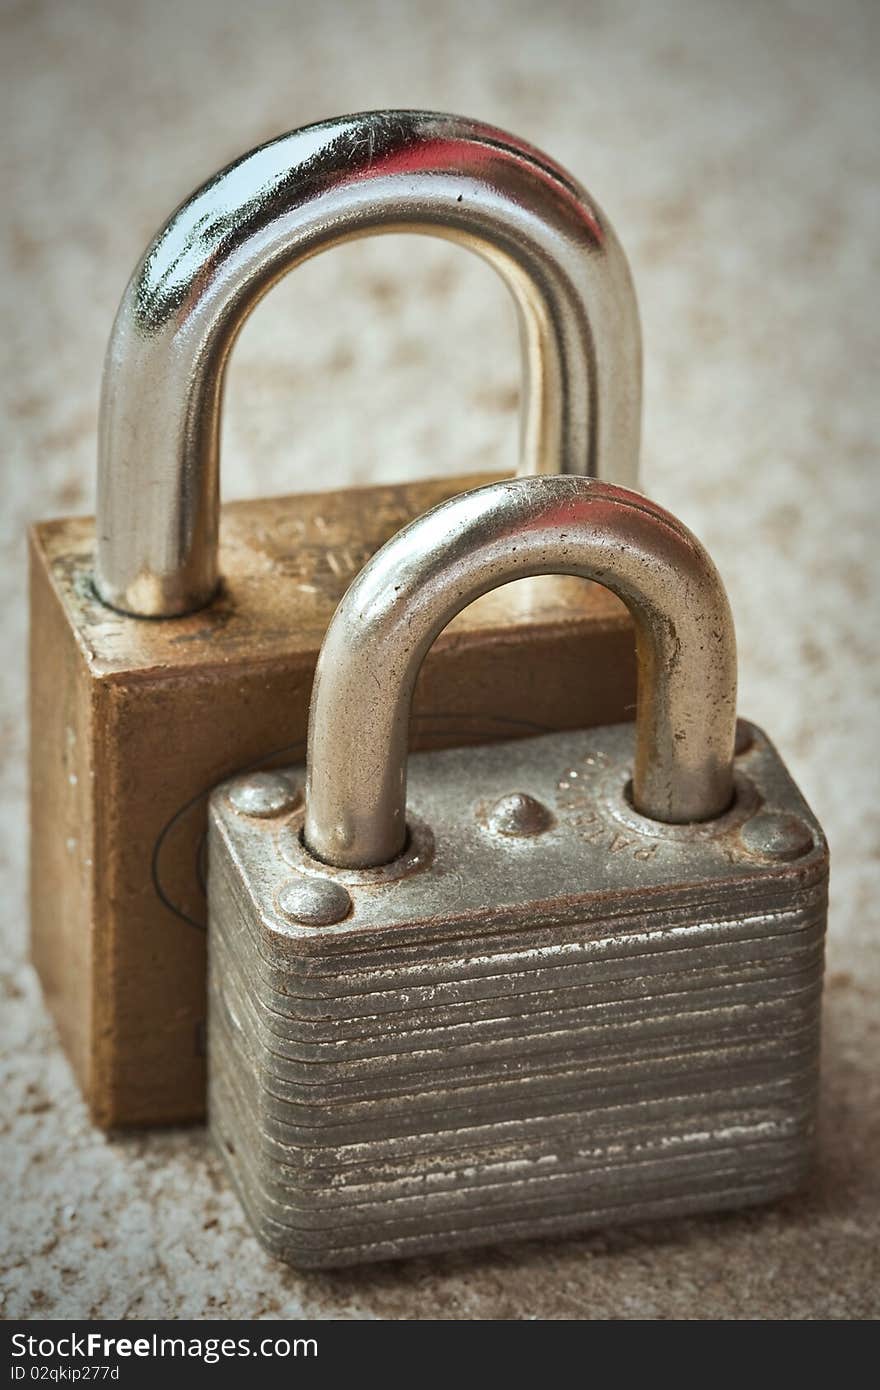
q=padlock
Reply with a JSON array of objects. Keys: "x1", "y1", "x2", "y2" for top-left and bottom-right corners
[
  {"x1": 29, "y1": 111, "x2": 642, "y2": 1127},
  {"x1": 208, "y1": 475, "x2": 828, "y2": 1268}
]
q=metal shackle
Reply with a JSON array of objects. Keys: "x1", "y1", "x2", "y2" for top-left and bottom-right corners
[
  {"x1": 95, "y1": 109, "x2": 641, "y2": 618},
  {"x1": 305, "y1": 476, "x2": 738, "y2": 868}
]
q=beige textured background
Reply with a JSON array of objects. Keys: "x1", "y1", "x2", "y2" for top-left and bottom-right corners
[{"x1": 2, "y1": 0, "x2": 878, "y2": 1319}]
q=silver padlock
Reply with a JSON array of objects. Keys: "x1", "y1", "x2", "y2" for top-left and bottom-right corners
[{"x1": 208, "y1": 476, "x2": 828, "y2": 1268}]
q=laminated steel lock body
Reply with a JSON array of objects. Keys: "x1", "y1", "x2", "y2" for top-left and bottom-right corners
[
  {"x1": 30, "y1": 111, "x2": 643, "y2": 1126},
  {"x1": 208, "y1": 475, "x2": 828, "y2": 1268}
]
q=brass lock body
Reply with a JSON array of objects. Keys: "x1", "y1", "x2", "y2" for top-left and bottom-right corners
[
  {"x1": 29, "y1": 112, "x2": 641, "y2": 1127},
  {"x1": 208, "y1": 477, "x2": 828, "y2": 1268}
]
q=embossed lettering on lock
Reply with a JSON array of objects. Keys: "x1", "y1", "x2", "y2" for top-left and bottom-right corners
[{"x1": 207, "y1": 475, "x2": 828, "y2": 1268}]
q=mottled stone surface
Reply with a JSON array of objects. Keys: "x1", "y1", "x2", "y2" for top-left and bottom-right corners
[{"x1": 1, "y1": 0, "x2": 877, "y2": 1319}]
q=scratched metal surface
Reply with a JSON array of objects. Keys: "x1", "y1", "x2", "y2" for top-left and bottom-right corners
[
  {"x1": 206, "y1": 721, "x2": 827, "y2": 1266},
  {"x1": 209, "y1": 724, "x2": 821, "y2": 945},
  {"x1": 2, "y1": 0, "x2": 878, "y2": 1317}
]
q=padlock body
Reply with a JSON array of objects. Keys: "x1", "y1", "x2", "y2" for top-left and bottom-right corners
[
  {"x1": 29, "y1": 474, "x2": 635, "y2": 1127},
  {"x1": 208, "y1": 722, "x2": 827, "y2": 1268}
]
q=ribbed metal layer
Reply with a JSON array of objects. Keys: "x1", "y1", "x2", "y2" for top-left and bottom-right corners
[{"x1": 207, "y1": 722, "x2": 827, "y2": 1267}]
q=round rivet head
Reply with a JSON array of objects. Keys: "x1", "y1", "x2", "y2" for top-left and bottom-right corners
[
  {"x1": 227, "y1": 772, "x2": 300, "y2": 818},
  {"x1": 740, "y1": 812, "x2": 814, "y2": 862},
  {"x1": 277, "y1": 878, "x2": 352, "y2": 926},
  {"x1": 486, "y1": 792, "x2": 553, "y2": 837}
]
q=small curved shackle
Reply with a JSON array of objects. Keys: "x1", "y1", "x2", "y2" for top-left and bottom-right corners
[
  {"x1": 305, "y1": 476, "x2": 738, "y2": 868},
  {"x1": 95, "y1": 110, "x2": 641, "y2": 617}
]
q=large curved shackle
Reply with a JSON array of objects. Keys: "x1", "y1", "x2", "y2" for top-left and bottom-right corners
[
  {"x1": 305, "y1": 476, "x2": 738, "y2": 868},
  {"x1": 95, "y1": 110, "x2": 641, "y2": 617}
]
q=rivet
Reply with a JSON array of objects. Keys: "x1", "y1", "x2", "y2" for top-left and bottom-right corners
[
  {"x1": 486, "y1": 792, "x2": 553, "y2": 838},
  {"x1": 740, "y1": 812, "x2": 813, "y2": 862},
  {"x1": 227, "y1": 772, "x2": 300, "y2": 819},
  {"x1": 277, "y1": 878, "x2": 352, "y2": 926}
]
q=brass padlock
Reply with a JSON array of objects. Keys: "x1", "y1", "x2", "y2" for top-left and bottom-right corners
[
  {"x1": 208, "y1": 475, "x2": 828, "y2": 1268},
  {"x1": 30, "y1": 111, "x2": 642, "y2": 1127}
]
